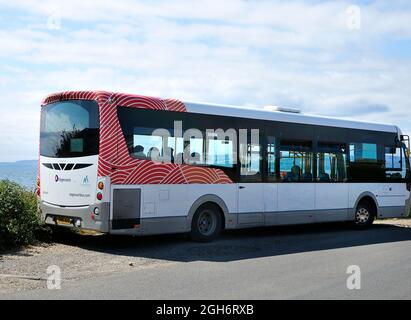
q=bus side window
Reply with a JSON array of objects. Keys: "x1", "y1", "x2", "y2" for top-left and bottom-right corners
[
  {"x1": 239, "y1": 137, "x2": 262, "y2": 182},
  {"x1": 350, "y1": 143, "x2": 377, "y2": 162},
  {"x1": 187, "y1": 137, "x2": 205, "y2": 165},
  {"x1": 133, "y1": 127, "x2": 181, "y2": 163},
  {"x1": 132, "y1": 128, "x2": 163, "y2": 160},
  {"x1": 266, "y1": 136, "x2": 276, "y2": 182},
  {"x1": 385, "y1": 146, "x2": 406, "y2": 180},
  {"x1": 168, "y1": 137, "x2": 184, "y2": 164},
  {"x1": 205, "y1": 132, "x2": 235, "y2": 168},
  {"x1": 348, "y1": 142, "x2": 385, "y2": 182},
  {"x1": 280, "y1": 140, "x2": 313, "y2": 182},
  {"x1": 317, "y1": 143, "x2": 347, "y2": 182}
]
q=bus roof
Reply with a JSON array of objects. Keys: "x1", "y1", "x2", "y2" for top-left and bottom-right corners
[
  {"x1": 184, "y1": 101, "x2": 399, "y2": 134},
  {"x1": 42, "y1": 91, "x2": 399, "y2": 134}
]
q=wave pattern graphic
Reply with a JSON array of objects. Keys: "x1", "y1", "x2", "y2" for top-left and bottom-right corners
[{"x1": 42, "y1": 91, "x2": 232, "y2": 185}]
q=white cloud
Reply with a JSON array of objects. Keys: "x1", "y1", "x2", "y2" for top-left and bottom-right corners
[{"x1": 0, "y1": 0, "x2": 411, "y2": 161}]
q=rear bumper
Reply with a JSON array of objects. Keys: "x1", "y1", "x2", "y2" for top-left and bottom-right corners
[
  {"x1": 40, "y1": 201, "x2": 110, "y2": 233},
  {"x1": 406, "y1": 195, "x2": 411, "y2": 217}
]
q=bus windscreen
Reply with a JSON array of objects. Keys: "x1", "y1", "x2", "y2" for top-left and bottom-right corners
[{"x1": 40, "y1": 100, "x2": 99, "y2": 158}]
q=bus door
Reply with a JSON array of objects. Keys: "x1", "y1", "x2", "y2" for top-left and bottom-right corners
[
  {"x1": 315, "y1": 143, "x2": 349, "y2": 222},
  {"x1": 237, "y1": 136, "x2": 264, "y2": 225},
  {"x1": 276, "y1": 141, "x2": 315, "y2": 224}
]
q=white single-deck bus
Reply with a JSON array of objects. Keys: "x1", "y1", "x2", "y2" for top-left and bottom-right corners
[{"x1": 38, "y1": 91, "x2": 411, "y2": 241}]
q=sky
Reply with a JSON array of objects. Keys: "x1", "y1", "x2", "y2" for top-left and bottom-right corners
[{"x1": 0, "y1": 0, "x2": 410, "y2": 162}]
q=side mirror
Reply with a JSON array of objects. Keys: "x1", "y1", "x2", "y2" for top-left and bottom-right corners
[{"x1": 401, "y1": 135, "x2": 410, "y2": 156}]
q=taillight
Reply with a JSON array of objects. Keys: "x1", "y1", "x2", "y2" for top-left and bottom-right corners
[
  {"x1": 98, "y1": 182, "x2": 104, "y2": 190},
  {"x1": 97, "y1": 192, "x2": 103, "y2": 201}
]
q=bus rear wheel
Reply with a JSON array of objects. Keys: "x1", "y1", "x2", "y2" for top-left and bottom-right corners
[
  {"x1": 353, "y1": 201, "x2": 375, "y2": 229},
  {"x1": 190, "y1": 203, "x2": 222, "y2": 242}
]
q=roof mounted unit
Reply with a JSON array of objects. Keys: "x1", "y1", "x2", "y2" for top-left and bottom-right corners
[{"x1": 263, "y1": 105, "x2": 301, "y2": 114}]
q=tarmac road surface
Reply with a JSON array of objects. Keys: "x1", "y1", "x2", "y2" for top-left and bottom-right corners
[{"x1": 2, "y1": 223, "x2": 411, "y2": 299}]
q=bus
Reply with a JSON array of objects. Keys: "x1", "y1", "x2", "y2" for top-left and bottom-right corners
[{"x1": 38, "y1": 91, "x2": 411, "y2": 242}]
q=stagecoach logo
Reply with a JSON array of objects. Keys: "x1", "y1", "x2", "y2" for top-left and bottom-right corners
[
  {"x1": 54, "y1": 175, "x2": 71, "y2": 183},
  {"x1": 82, "y1": 176, "x2": 89, "y2": 184}
]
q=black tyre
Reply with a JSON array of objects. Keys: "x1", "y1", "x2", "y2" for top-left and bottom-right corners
[
  {"x1": 353, "y1": 201, "x2": 375, "y2": 229},
  {"x1": 190, "y1": 203, "x2": 222, "y2": 242}
]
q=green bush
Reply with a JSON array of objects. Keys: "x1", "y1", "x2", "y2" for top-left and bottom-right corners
[{"x1": 0, "y1": 180, "x2": 47, "y2": 249}]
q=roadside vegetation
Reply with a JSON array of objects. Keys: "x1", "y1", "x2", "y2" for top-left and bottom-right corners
[{"x1": 0, "y1": 180, "x2": 50, "y2": 250}]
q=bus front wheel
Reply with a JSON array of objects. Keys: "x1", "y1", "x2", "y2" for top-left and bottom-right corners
[{"x1": 190, "y1": 203, "x2": 222, "y2": 242}]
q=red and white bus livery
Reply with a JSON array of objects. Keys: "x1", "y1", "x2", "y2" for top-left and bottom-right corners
[{"x1": 38, "y1": 91, "x2": 411, "y2": 241}]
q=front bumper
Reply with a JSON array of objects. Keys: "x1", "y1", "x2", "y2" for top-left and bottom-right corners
[{"x1": 40, "y1": 201, "x2": 110, "y2": 233}]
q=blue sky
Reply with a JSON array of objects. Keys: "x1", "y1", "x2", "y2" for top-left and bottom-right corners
[{"x1": 0, "y1": 0, "x2": 410, "y2": 161}]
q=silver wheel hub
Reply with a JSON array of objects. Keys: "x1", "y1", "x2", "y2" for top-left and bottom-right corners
[{"x1": 356, "y1": 207, "x2": 370, "y2": 224}]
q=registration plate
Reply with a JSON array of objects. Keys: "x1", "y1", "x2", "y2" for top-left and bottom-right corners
[{"x1": 56, "y1": 217, "x2": 72, "y2": 225}]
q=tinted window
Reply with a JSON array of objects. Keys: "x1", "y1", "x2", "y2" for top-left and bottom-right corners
[
  {"x1": 350, "y1": 143, "x2": 377, "y2": 162},
  {"x1": 385, "y1": 147, "x2": 407, "y2": 180},
  {"x1": 280, "y1": 141, "x2": 313, "y2": 182},
  {"x1": 240, "y1": 143, "x2": 261, "y2": 180},
  {"x1": 266, "y1": 136, "x2": 276, "y2": 182},
  {"x1": 348, "y1": 142, "x2": 385, "y2": 182},
  {"x1": 239, "y1": 131, "x2": 262, "y2": 182},
  {"x1": 385, "y1": 147, "x2": 401, "y2": 170},
  {"x1": 132, "y1": 126, "x2": 184, "y2": 163},
  {"x1": 205, "y1": 131, "x2": 234, "y2": 168},
  {"x1": 118, "y1": 107, "x2": 236, "y2": 172},
  {"x1": 116, "y1": 106, "x2": 407, "y2": 184},
  {"x1": 40, "y1": 100, "x2": 99, "y2": 158},
  {"x1": 317, "y1": 143, "x2": 347, "y2": 182}
]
